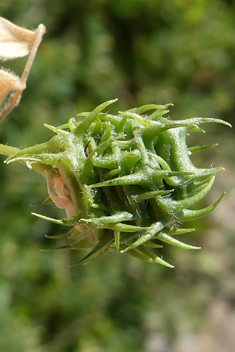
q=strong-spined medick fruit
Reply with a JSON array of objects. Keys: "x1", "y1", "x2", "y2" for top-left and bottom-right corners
[
  {"x1": 0, "y1": 17, "x2": 231, "y2": 268},
  {"x1": 3, "y1": 99, "x2": 231, "y2": 267}
]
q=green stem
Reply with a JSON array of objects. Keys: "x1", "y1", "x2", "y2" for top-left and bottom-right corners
[{"x1": 0, "y1": 144, "x2": 20, "y2": 157}]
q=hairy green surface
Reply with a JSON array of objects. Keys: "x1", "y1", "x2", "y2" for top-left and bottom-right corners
[{"x1": 2, "y1": 100, "x2": 230, "y2": 267}]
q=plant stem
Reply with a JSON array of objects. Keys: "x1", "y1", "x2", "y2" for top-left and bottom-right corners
[{"x1": 0, "y1": 144, "x2": 20, "y2": 157}]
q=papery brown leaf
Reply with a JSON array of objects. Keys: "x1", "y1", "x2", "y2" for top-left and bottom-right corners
[
  {"x1": 0, "y1": 69, "x2": 23, "y2": 104},
  {"x1": 0, "y1": 17, "x2": 45, "y2": 122},
  {"x1": 0, "y1": 16, "x2": 35, "y2": 59}
]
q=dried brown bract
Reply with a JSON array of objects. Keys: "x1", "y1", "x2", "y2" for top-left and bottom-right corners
[{"x1": 0, "y1": 17, "x2": 46, "y2": 123}]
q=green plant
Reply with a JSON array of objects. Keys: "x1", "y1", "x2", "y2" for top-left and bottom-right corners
[
  {"x1": 0, "y1": 17, "x2": 231, "y2": 268},
  {"x1": 0, "y1": 99, "x2": 230, "y2": 267}
]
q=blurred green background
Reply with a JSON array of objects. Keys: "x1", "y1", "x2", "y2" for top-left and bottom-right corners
[{"x1": 0, "y1": 1, "x2": 235, "y2": 351}]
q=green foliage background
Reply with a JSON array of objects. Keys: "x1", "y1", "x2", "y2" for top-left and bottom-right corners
[{"x1": 0, "y1": 1, "x2": 235, "y2": 351}]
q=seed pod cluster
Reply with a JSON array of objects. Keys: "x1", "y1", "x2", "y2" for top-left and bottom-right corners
[{"x1": 6, "y1": 100, "x2": 230, "y2": 267}]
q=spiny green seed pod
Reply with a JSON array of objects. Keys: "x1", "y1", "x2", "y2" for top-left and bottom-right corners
[{"x1": 5, "y1": 99, "x2": 231, "y2": 267}]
